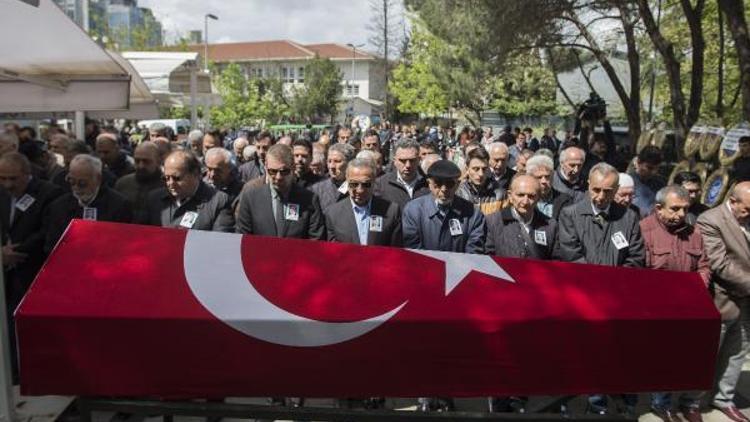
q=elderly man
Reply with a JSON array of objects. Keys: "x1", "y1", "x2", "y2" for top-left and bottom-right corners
[
  {"x1": 114, "y1": 141, "x2": 163, "y2": 224},
  {"x1": 204, "y1": 147, "x2": 243, "y2": 205},
  {"x1": 629, "y1": 146, "x2": 666, "y2": 218},
  {"x1": 148, "y1": 122, "x2": 169, "y2": 140},
  {"x1": 44, "y1": 155, "x2": 132, "y2": 253},
  {"x1": 0, "y1": 132, "x2": 19, "y2": 157},
  {"x1": 697, "y1": 182, "x2": 750, "y2": 422},
  {"x1": 325, "y1": 157, "x2": 401, "y2": 246},
  {"x1": 558, "y1": 161, "x2": 644, "y2": 416},
  {"x1": 487, "y1": 142, "x2": 515, "y2": 190},
  {"x1": 310, "y1": 143, "x2": 356, "y2": 211},
  {"x1": 236, "y1": 144, "x2": 325, "y2": 239},
  {"x1": 233, "y1": 137, "x2": 250, "y2": 164},
  {"x1": 553, "y1": 146, "x2": 587, "y2": 202},
  {"x1": 239, "y1": 131, "x2": 274, "y2": 183},
  {"x1": 374, "y1": 139, "x2": 430, "y2": 207},
  {"x1": 674, "y1": 171, "x2": 709, "y2": 225},
  {"x1": 95, "y1": 133, "x2": 134, "y2": 179},
  {"x1": 357, "y1": 150, "x2": 384, "y2": 177},
  {"x1": 292, "y1": 139, "x2": 323, "y2": 189},
  {"x1": 145, "y1": 150, "x2": 234, "y2": 232},
  {"x1": 187, "y1": 130, "x2": 204, "y2": 158},
  {"x1": 526, "y1": 155, "x2": 572, "y2": 220},
  {"x1": 614, "y1": 173, "x2": 636, "y2": 211},
  {"x1": 640, "y1": 185, "x2": 709, "y2": 422}
]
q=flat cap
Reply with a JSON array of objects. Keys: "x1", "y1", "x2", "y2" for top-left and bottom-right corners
[{"x1": 427, "y1": 159, "x2": 461, "y2": 179}]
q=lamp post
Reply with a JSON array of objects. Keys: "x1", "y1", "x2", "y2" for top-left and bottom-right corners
[{"x1": 204, "y1": 13, "x2": 218, "y2": 73}]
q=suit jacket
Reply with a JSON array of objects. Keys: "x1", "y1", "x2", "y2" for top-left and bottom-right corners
[
  {"x1": 114, "y1": 172, "x2": 164, "y2": 224},
  {"x1": 373, "y1": 170, "x2": 430, "y2": 208},
  {"x1": 145, "y1": 181, "x2": 235, "y2": 232},
  {"x1": 697, "y1": 203, "x2": 750, "y2": 319},
  {"x1": 325, "y1": 196, "x2": 402, "y2": 247},
  {"x1": 402, "y1": 194, "x2": 486, "y2": 254},
  {"x1": 486, "y1": 207, "x2": 558, "y2": 259},
  {"x1": 44, "y1": 186, "x2": 133, "y2": 254},
  {"x1": 236, "y1": 183, "x2": 325, "y2": 240},
  {"x1": 558, "y1": 197, "x2": 645, "y2": 267}
]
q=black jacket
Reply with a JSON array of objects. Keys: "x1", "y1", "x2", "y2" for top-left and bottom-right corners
[
  {"x1": 325, "y1": 196, "x2": 402, "y2": 247},
  {"x1": 485, "y1": 207, "x2": 558, "y2": 259},
  {"x1": 373, "y1": 170, "x2": 430, "y2": 208},
  {"x1": 236, "y1": 183, "x2": 325, "y2": 240},
  {"x1": 145, "y1": 181, "x2": 235, "y2": 232},
  {"x1": 310, "y1": 177, "x2": 348, "y2": 211}
]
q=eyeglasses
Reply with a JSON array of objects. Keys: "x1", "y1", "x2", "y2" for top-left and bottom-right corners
[
  {"x1": 348, "y1": 181, "x2": 372, "y2": 189},
  {"x1": 65, "y1": 176, "x2": 90, "y2": 189},
  {"x1": 267, "y1": 168, "x2": 291, "y2": 176},
  {"x1": 431, "y1": 179, "x2": 457, "y2": 189}
]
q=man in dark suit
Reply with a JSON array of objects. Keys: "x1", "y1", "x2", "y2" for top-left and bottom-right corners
[
  {"x1": 237, "y1": 144, "x2": 325, "y2": 240},
  {"x1": 373, "y1": 138, "x2": 430, "y2": 207},
  {"x1": 44, "y1": 154, "x2": 133, "y2": 254},
  {"x1": 292, "y1": 139, "x2": 323, "y2": 189},
  {"x1": 325, "y1": 157, "x2": 402, "y2": 247},
  {"x1": 238, "y1": 131, "x2": 274, "y2": 183},
  {"x1": 145, "y1": 150, "x2": 234, "y2": 232},
  {"x1": 114, "y1": 141, "x2": 163, "y2": 224}
]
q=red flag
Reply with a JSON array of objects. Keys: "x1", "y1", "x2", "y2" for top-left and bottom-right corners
[{"x1": 16, "y1": 220, "x2": 719, "y2": 398}]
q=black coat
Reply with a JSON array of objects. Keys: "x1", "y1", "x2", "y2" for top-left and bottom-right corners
[
  {"x1": 145, "y1": 181, "x2": 235, "y2": 232},
  {"x1": 324, "y1": 196, "x2": 402, "y2": 247},
  {"x1": 236, "y1": 183, "x2": 325, "y2": 240},
  {"x1": 373, "y1": 170, "x2": 430, "y2": 208},
  {"x1": 485, "y1": 207, "x2": 558, "y2": 259},
  {"x1": 44, "y1": 186, "x2": 132, "y2": 254},
  {"x1": 310, "y1": 177, "x2": 348, "y2": 211}
]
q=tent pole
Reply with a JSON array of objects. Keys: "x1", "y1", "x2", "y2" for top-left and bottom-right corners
[
  {"x1": 75, "y1": 111, "x2": 85, "y2": 142},
  {"x1": 0, "y1": 221, "x2": 17, "y2": 422}
]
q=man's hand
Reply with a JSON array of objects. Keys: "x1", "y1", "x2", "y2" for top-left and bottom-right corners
[{"x1": 2, "y1": 243, "x2": 27, "y2": 267}]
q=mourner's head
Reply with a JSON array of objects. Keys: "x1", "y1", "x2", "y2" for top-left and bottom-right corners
[
  {"x1": 68, "y1": 154, "x2": 103, "y2": 204},
  {"x1": 559, "y1": 146, "x2": 585, "y2": 182},
  {"x1": 515, "y1": 149, "x2": 534, "y2": 174},
  {"x1": 393, "y1": 139, "x2": 420, "y2": 183},
  {"x1": 187, "y1": 130, "x2": 204, "y2": 157},
  {"x1": 202, "y1": 130, "x2": 223, "y2": 156},
  {"x1": 487, "y1": 142, "x2": 509, "y2": 177},
  {"x1": 346, "y1": 158, "x2": 377, "y2": 207},
  {"x1": 337, "y1": 127, "x2": 353, "y2": 144},
  {"x1": 673, "y1": 171, "x2": 702, "y2": 206},
  {"x1": 292, "y1": 139, "x2": 313, "y2": 178},
  {"x1": 588, "y1": 162, "x2": 619, "y2": 211},
  {"x1": 95, "y1": 133, "x2": 120, "y2": 167},
  {"x1": 265, "y1": 144, "x2": 295, "y2": 195},
  {"x1": 739, "y1": 136, "x2": 750, "y2": 158},
  {"x1": 49, "y1": 133, "x2": 71, "y2": 157},
  {"x1": 362, "y1": 130, "x2": 380, "y2": 152},
  {"x1": 728, "y1": 181, "x2": 750, "y2": 225},
  {"x1": 509, "y1": 175, "x2": 541, "y2": 220},
  {"x1": 133, "y1": 141, "x2": 162, "y2": 183},
  {"x1": 465, "y1": 147, "x2": 490, "y2": 187},
  {"x1": 0, "y1": 133, "x2": 19, "y2": 157},
  {"x1": 614, "y1": 173, "x2": 635, "y2": 208},
  {"x1": 427, "y1": 160, "x2": 461, "y2": 206},
  {"x1": 233, "y1": 137, "x2": 250, "y2": 163},
  {"x1": 327, "y1": 143, "x2": 356, "y2": 183},
  {"x1": 636, "y1": 146, "x2": 663, "y2": 181},
  {"x1": 0, "y1": 152, "x2": 31, "y2": 198},
  {"x1": 655, "y1": 185, "x2": 691, "y2": 228},
  {"x1": 204, "y1": 147, "x2": 234, "y2": 189},
  {"x1": 525, "y1": 155, "x2": 554, "y2": 198},
  {"x1": 419, "y1": 141, "x2": 438, "y2": 159},
  {"x1": 163, "y1": 150, "x2": 201, "y2": 202},
  {"x1": 254, "y1": 131, "x2": 275, "y2": 165}
]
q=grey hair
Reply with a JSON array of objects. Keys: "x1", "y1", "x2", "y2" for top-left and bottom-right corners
[
  {"x1": 560, "y1": 146, "x2": 586, "y2": 163},
  {"x1": 242, "y1": 145, "x2": 257, "y2": 161},
  {"x1": 535, "y1": 148, "x2": 554, "y2": 160},
  {"x1": 0, "y1": 132, "x2": 19, "y2": 149},
  {"x1": 347, "y1": 157, "x2": 377, "y2": 176},
  {"x1": 188, "y1": 130, "x2": 204, "y2": 143},
  {"x1": 394, "y1": 138, "x2": 420, "y2": 154},
  {"x1": 356, "y1": 149, "x2": 377, "y2": 162},
  {"x1": 328, "y1": 143, "x2": 356, "y2": 163},
  {"x1": 204, "y1": 146, "x2": 233, "y2": 165},
  {"x1": 589, "y1": 162, "x2": 619, "y2": 181},
  {"x1": 525, "y1": 155, "x2": 554, "y2": 174},
  {"x1": 420, "y1": 153, "x2": 441, "y2": 174},
  {"x1": 487, "y1": 142, "x2": 509, "y2": 154},
  {"x1": 655, "y1": 185, "x2": 690, "y2": 206},
  {"x1": 70, "y1": 154, "x2": 103, "y2": 175}
]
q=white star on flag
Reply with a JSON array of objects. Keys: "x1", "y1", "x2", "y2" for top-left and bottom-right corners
[{"x1": 409, "y1": 250, "x2": 516, "y2": 295}]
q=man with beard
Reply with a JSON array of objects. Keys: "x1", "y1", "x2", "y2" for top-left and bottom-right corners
[
  {"x1": 44, "y1": 154, "x2": 132, "y2": 253},
  {"x1": 456, "y1": 147, "x2": 506, "y2": 215},
  {"x1": 292, "y1": 139, "x2": 323, "y2": 189},
  {"x1": 95, "y1": 133, "x2": 135, "y2": 179},
  {"x1": 145, "y1": 150, "x2": 234, "y2": 232},
  {"x1": 525, "y1": 155, "x2": 572, "y2": 220},
  {"x1": 114, "y1": 142, "x2": 163, "y2": 224},
  {"x1": 553, "y1": 146, "x2": 587, "y2": 202}
]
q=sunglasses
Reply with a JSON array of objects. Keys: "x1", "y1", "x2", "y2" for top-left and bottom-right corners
[
  {"x1": 348, "y1": 181, "x2": 372, "y2": 189},
  {"x1": 267, "y1": 168, "x2": 291, "y2": 176}
]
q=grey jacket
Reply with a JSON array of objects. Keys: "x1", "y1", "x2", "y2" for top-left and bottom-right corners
[
  {"x1": 145, "y1": 181, "x2": 235, "y2": 232},
  {"x1": 486, "y1": 207, "x2": 558, "y2": 259},
  {"x1": 558, "y1": 198, "x2": 645, "y2": 267},
  {"x1": 310, "y1": 177, "x2": 348, "y2": 211},
  {"x1": 402, "y1": 194, "x2": 486, "y2": 254},
  {"x1": 552, "y1": 170, "x2": 587, "y2": 203},
  {"x1": 325, "y1": 196, "x2": 402, "y2": 247}
]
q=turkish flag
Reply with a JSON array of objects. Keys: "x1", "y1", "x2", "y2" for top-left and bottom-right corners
[{"x1": 16, "y1": 220, "x2": 719, "y2": 398}]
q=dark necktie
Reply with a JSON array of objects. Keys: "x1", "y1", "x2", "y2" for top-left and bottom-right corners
[{"x1": 594, "y1": 212, "x2": 607, "y2": 226}]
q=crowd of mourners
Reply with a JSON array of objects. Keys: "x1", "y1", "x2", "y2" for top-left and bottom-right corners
[{"x1": 0, "y1": 118, "x2": 749, "y2": 422}]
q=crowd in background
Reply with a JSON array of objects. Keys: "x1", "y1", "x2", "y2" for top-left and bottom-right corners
[{"x1": 0, "y1": 118, "x2": 750, "y2": 422}]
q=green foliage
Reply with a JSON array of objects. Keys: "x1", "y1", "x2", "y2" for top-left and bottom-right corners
[
  {"x1": 291, "y1": 56, "x2": 343, "y2": 123},
  {"x1": 490, "y1": 50, "x2": 563, "y2": 118}
]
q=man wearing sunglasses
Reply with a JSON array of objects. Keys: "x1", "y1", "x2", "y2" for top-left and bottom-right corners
[
  {"x1": 324, "y1": 157, "x2": 402, "y2": 247},
  {"x1": 145, "y1": 150, "x2": 235, "y2": 232},
  {"x1": 237, "y1": 144, "x2": 325, "y2": 240}
]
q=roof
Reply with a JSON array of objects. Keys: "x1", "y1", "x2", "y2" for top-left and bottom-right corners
[
  {"x1": 187, "y1": 40, "x2": 376, "y2": 63},
  {"x1": 121, "y1": 51, "x2": 200, "y2": 93}
]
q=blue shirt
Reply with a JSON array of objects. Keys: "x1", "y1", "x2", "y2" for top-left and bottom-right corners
[{"x1": 351, "y1": 199, "x2": 371, "y2": 246}]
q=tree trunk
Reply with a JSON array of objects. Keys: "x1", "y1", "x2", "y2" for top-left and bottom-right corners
[
  {"x1": 717, "y1": 0, "x2": 725, "y2": 118},
  {"x1": 719, "y1": 0, "x2": 750, "y2": 120},
  {"x1": 617, "y1": 3, "x2": 643, "y2": 146},
  {"x1": 681, "y1": 0, "x2": 706, "y2": 129}
]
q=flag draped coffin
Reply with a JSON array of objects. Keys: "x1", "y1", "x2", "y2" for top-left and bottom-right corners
[{"x1": 16, "y1": 220, "x2": 719, "y2": 398}]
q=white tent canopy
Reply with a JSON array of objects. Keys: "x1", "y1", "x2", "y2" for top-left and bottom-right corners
[
  {"x1": 123, "y1": 51, "x2": 203, "y2": 94},
  {"x1": 87, "y1": 52, "x2": 159, "y2": 120},
  {"x1": 0, "y1": 0, "x2": 130, "y2": 113}
]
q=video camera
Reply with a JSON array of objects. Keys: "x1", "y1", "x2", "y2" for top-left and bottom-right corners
[{"x1": 578, "y1": 92, "x2": 607, "y2": 123}]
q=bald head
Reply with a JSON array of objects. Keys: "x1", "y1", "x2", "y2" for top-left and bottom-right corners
[
  {"x1": 728, "y1": 181, "x2": 750, "y2": 225},
  {"x1": 509, "y1": 175, "x2": 541, "y2": 219},
  {"x1": 134, "y1": 141, "x2": 162, "y2": 181}
]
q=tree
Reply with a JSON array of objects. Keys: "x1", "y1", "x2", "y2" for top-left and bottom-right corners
[
  {"x1": 367, "y1": 0, "x2": 406, "y2": 119},
  {"x1": 291, "y1": 56, "x2": 343, "y2": 123},
  {"x1": 209, "y1": 63, "x2": 259, "y2": 128},
  {"x1": 490, "y1": 50, "x2": 563, "y2": 118},
  {"x1": 719, "y1": 0, "x2": 750, "y2": 121}
]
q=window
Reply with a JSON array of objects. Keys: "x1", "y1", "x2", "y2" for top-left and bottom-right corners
[
  {"x1": 282, "y1": 66, "x2": 295, "y2": 83},
  {"x1": 297, "y1": 67, "x2": 305, "y2": 83},
  {"x1": 281, "y1": 67, "x2": 288, "y2": 82},
  {"x1": 344, "y1": 84, "x2": 359, "y2": 97}
]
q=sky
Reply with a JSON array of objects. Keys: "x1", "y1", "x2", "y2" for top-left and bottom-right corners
[{"x1": 138, "y1": 0, "x2": 407, "y2": 53}]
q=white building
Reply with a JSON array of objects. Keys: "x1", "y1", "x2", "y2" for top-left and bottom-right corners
[{"x1": 192, "y1": 40, "x2": 384, "y2": 120}]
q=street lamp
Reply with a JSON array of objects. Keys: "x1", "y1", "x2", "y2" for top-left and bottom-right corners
[
  {"x1": 346, "y1": 43, "x2": 365, "y2": 98},
  {"x1": 204, "y1": 13, "x2": 218, "y2": 73}
]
